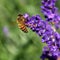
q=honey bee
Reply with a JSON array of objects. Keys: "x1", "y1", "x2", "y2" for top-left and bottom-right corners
[{"x1": 17, "y1": 14, "x2": 28, "y2": 33}]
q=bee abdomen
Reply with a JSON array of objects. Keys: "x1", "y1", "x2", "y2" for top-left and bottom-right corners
[{"x1": 18, "y1": 24, "x2": 28, "y2": 33}]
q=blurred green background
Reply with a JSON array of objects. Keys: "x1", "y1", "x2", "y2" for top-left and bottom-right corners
[{"x1": 0, "y1": 0, "x2": 60, "y2": 60}]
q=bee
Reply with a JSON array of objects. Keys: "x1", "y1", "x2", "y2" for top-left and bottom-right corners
[{"x1": 17, "y1": 14, "x2": 28, "y2": 33}]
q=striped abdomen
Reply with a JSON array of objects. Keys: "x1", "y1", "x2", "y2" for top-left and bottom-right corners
[{"x1": 18, "y1": 23, "x2": 28, "y2": 33}]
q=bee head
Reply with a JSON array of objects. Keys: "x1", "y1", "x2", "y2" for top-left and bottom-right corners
[
  {"x1": 18, "y1": 14, "x2": 23, "y2": 16},
  {"x1": 17, "y1": 14, "x2": 26, "y2": 22}
]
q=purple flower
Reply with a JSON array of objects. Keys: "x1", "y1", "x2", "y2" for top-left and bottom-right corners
[
  {"x1": 21, "y1": 0, "x2": 60, "y2": 60},
  {"x1": 3, "y1": 26, "x2": 9, "y2": 37},
  {"x1": 41, "y1": 0, "x2": 60, "y2": 30},
  {"x1": 23, "y1": 13, "x2": 29, "y2": 18},
  {"x1": 24, "y1": 13, "x2": 60, "y2": 57}
]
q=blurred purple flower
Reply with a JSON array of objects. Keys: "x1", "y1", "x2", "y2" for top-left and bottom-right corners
[{"x1": 3, "y1": 26, "x2": 9, "y2": 37}]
